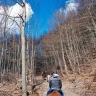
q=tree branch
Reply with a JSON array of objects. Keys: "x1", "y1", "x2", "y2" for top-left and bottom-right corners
[
  {"x1": 13, "y1": 0, "x2": 23, "y2": 7},
  {"x1": 0, "y1": 13, "x2": 21, "y2": 28}
]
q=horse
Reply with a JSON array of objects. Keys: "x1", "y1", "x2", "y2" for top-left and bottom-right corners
[
  {"x1": 47, "y1": 74, "x2": 51, "y2": 82},
  {"x1": 48, "y1": 90, "x2": 61, "y2": 96}
]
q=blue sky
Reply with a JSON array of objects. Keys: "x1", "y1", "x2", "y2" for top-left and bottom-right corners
[
  {"x1": 0, "y1": 0, "x2": 78, "y2": 38},
  {"x1": 27, "y1": 0, "x2": 66, "y2": 38}
]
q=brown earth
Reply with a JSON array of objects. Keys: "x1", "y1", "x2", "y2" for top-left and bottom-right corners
[{"x1": 0, "y1": 59, "x2": 96, "y2": 96}]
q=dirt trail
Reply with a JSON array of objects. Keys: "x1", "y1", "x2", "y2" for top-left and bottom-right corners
[{"x1": 38, "y1": 79, "x2": 81, "y2": 96}]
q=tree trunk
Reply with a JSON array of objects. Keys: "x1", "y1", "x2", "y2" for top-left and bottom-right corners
[{"x1": 21, "y1": 0, "x2": 26, "y2": 96}]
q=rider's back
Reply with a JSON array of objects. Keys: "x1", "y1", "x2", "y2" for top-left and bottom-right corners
[{"x1": 49, "y1": 74, "x2": 62, "y2": 90}]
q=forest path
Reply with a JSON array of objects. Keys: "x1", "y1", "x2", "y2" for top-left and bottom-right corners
[{"x1": 37, "y1": 76, "x2": 81, "y2": 96}]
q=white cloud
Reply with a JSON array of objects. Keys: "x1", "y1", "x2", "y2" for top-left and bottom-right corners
[
  {"x1": 59, "y1": 0, "x2": 79, "y2": 15},
  {"x1": 8, "y1": 3, "x2": 33, "y2": 21},
  {"x1": 0, "y1": 3, "x2": 33, "y2": 35},
  {"x1": 66, "y1": 0, "x2": 75, "y2": 4},
  {"x1": 65, "y1": 1, "x2": 78, "y2": 12}
]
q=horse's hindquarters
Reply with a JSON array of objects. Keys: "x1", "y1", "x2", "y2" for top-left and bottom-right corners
[{"x1": 47, "y1": 75, "x2": 51, "y2": 82}]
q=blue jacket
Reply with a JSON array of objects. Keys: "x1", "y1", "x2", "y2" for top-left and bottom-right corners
[{"x1": 49, "y1": 74, "x2": 62, "y2": 90}]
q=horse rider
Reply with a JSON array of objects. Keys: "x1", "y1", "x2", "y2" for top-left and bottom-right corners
[
  {"x1": 41, "y1": 71, "x2": 46, "y2": 79},
  {"x1": 46, "y1": 73, "x2": 64, "y2": 96}
]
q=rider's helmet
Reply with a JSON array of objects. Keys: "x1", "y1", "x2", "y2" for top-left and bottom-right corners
[{"x1": 53, "y1": 73, "x2": 59, "y2": 77}]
